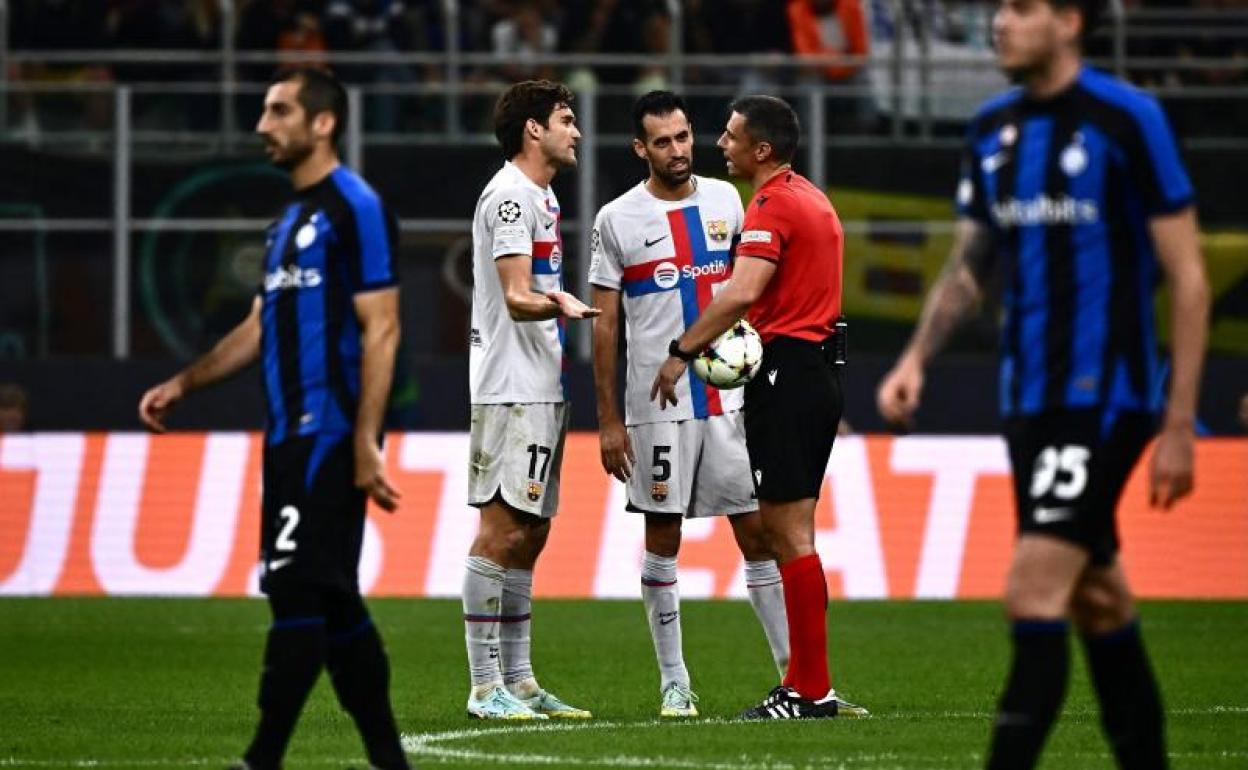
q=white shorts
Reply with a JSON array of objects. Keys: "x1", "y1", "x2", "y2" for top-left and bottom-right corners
[
  {"x1": 468, "y1": 402, "x2": 569, "y2": 518},
  {"x1": 626, "y1": 411, "x2": 757, "y2": 518}
]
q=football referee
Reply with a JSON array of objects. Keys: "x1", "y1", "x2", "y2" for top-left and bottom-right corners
[
  {"x1": 138, "y1": 68, "x2": 409, "y2": 770},
  {"x1": 651, "y1": 95, "x2": 867, "y2": 720}
]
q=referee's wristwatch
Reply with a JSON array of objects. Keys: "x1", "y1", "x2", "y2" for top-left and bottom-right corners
[{"x1": 668, "y1": 339, "x2": 696, "y2": 362}]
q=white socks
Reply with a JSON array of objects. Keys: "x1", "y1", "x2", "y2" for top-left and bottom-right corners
[
  {"x1": 462, "y1": 556, "x2": 506, "y2": 693},
  {"x1": 745, "y1": 559, "x2": 790, "y2": 677},
  {"x1": 641, "y1": 551, "x2": 689, "y2": 691},
  {"x1": 500, "y1": 568, "x2": 535, "y2": 688}
]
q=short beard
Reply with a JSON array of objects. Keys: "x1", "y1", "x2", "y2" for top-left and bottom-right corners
[
  {"x1": 652, "y1": 163, "x2": 692, "y2": 190},
  {"x1": 268, "y1": 141, "x2": 314, "y2": 171}
]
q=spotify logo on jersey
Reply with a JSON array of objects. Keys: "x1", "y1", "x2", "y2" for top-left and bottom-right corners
[{"x1": 653, "y1": 262, "x2": 680, "y2": 289}]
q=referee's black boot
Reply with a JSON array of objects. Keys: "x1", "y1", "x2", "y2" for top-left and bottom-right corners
[{"x1": 739, "y1": 685, "x2": 870, "y2": 720}]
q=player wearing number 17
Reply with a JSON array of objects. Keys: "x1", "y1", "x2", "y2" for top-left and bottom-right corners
[
  {"x1": 461, "y1": 80, "x2": 599, "y2": 721},
  {"x1": 138, "y1": 68, "x2": 409, "y2": 770},
  {"x1": 877, "y1": 1, "x2": 1211, "y2": 768}
]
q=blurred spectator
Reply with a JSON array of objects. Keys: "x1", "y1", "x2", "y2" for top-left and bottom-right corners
[
  {"x1": 787, "y1": 0, "x2": 868, "y2": 82},
  {"x1": 559, "y1": 0, "x2": 671, "y2": 89},
  {"x1": 107, "y1": 0, "x2": 220, "y2": 129},
  {"x1": 236, "y1": 0, "x2": 328, "y2": 84},
  {"x1": 686, "y1": 0, "x2": 792, "y2": 93},
  {"x1": 324, "y1": 0, "x2": 420, "y2": 131},
  {"x1": 1239, "y1": 393, "x2": 1248, "y2": 432},
  {"x1": 107, "y1": 0, "x2": 219, "y2": 81},
  {"x1": 490, "y1": 0, "x2": 559, "y2": 82},
  {"x1": 787, "y1": 0, "x2": 873, "y2": 130},
  {"x1": 9, "y1": 0, "x2": 113, "y2": 139},
  {"x1": 0, "y1": 383, "x2": 29, "y2": 432}
]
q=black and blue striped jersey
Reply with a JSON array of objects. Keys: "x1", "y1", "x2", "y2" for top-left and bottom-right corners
[
  {"x1": 259, "y1": 166, "x2": 399, "y2": 446},
  {"x1": 957, "y1": 65, "x2": 1194, "y2": 419}
]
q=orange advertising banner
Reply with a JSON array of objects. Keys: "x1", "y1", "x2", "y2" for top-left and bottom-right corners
[{"x1": 1, "y1": 433, "x2": 1244, "y2": 599}]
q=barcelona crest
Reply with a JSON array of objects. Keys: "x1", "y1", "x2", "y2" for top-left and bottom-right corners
[
  {"x1": 527, "y1": 481, "x2": 543, "y2": 502},
  {"x1": 651, "y1": 481, "x2": 669, "y2": 502},
  {"x1": 706, "y1": 220, "x2": 730, "y2": 242}
]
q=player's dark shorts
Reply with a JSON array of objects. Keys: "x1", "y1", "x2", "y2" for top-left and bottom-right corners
[
  {"x1": 744, "y1": 334, "x2": 843, "y2": 502},
  {"x1": 260, "y1": 433, "x2": 366, "y2": 594},
  {"x1": 1004, "y1": 409, "x2": 1157, "y2": 566}
]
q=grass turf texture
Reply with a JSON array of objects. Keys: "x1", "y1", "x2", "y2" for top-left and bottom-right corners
[{"x1": 0, "y1": 598, "x2": 1244, "y2": 769}]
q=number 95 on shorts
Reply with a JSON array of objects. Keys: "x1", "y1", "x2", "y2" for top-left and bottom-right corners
[
  {"x1": 468, "y1": 403, "x2": 569, "y2": 518},
  {"x1": 1004, "y1": 409, "x2": 1156, "y2": 565}
]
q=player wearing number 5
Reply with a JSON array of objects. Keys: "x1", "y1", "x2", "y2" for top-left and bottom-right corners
[
  {"x1": 138, "y1": 68, "x2": 409, "y2": 770},
  {"x1": 460, "y1": 80, "x2": 598, "y2": 721},
  {"x1": 589, "y1": 92, "x2": 792, "y2": 718},
  {"x1": 877, "y1": 2, "x2": 1210, "y2": 768}
]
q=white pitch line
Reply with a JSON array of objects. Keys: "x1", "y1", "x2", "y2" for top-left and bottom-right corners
[{"x1": 401, "y1": 707, "x2": 1248, "y2": 769}]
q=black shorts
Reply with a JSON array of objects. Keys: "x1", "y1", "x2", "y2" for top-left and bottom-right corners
[
  {"x1": 744, "y1": 335, "x2": 843, "y2": 502},
  {"x1": 1004, "y1": 409, "x2": 1156, "y2": 566},
  {"x1": 260, "y1": 433, "x2": 366, "y2": 594}
]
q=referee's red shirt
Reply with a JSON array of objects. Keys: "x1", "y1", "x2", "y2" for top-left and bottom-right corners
[{"x1": 735, "y1": 170, "x2": 843, "y2": 344}]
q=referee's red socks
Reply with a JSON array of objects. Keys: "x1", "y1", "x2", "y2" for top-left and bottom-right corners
[{"x1": 779, "y1": 553, "x2": 831, "y2": 699}]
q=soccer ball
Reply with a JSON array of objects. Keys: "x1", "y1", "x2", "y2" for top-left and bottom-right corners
[{"x1": 692, "y1": 319, "x2": 763, "y2": 389}]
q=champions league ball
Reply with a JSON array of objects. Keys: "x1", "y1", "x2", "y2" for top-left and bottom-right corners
[{"x1": 692, "y1": 319, "x2": 763, "y2": 389}]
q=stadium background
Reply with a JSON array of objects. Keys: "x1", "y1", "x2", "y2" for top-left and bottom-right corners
[{"x1": 0, "y1": 1, "x2": 1245, "y2": 597}]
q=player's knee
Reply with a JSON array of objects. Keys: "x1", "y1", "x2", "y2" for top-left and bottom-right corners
[
  {"x1": 1071, "y1": 582, "x2": 1134, "y2": 635},
  {"x1": 1002, "y1": 579, "x2": 1068, "y2": 621},
  {"x1": 644, "y1": 515, "x2": 682, "y2": 556}
]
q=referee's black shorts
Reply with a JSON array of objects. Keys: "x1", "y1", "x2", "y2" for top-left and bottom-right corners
[
  {"x1": 743, "y1": 334, "x2": 843, "y2": 503},
  {"x1": 260, "y1": 433, "x2": 367, "y2": 594}
]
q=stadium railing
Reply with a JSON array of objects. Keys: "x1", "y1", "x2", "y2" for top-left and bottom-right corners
[{"x1": 1, "y1": 2, "x2": 1245, "y2": 361}]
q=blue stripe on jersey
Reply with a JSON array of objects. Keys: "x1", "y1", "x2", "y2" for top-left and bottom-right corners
[
  {"x1": 531, "y1": 256, "x2": 560, "y2": 275},
  {"x1": 1014, "y1": 117, "x2": 1054, "y2": 415},
  {"x1": 622, "y1": 272, "x2": 668, "y2": 297},
  {"x1": 262, "y1": 206, "x2": 301, "y2": 441},
  {"x1": 1065, "y1": 123, "x2": 1111, "y2": 408},
  {"x1": 676, "y1": 207, "x2": 710, "y2": 420},
  {"x1": 295, "y1": 218, "x2": 329, "y2": 440},
  {"x1": 331, "y1": 167, "x2": 396, "y2": 288},
  {"x1": 304, "y1": 432, "x2": 341, "y2": 491},
  {"x1": 1077, "y1": 68, "x2": 1194, "y2": 213}
]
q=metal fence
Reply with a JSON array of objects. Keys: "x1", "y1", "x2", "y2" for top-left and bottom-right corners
[{"x1": 1, "y1": 1, "x2": 1246, "y2": 361}]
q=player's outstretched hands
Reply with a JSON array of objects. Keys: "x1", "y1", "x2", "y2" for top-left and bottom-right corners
[
  {"x1": 546, "y1": 290, "x2": 602, "y2": 320},
  {"x1": 877, "y1": 354, "x2": 925, "y2": 430},
  {"x1": 1149, "y1": 423, "x2": 1195, "y2": 510},
  {"x1": 598, "y1": 418, "x2": 635, "y2": 482},
  {"x1": 355, "y1": 440, "x2": 402, "y2": 513},
  {"x1": 138, "y1": 379, "x2": 185, "y2": 433},
  {"x1": 650, "y1": 356, "x2": 686, "y2": 410}
]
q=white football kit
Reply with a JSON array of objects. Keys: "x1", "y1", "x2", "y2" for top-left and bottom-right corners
[
  {"x1": 589, "y1": 177, "x2": 755, "y2": 516},
  {"x1": 468, "y1": 161, "x2": 569, "y2": 517}
]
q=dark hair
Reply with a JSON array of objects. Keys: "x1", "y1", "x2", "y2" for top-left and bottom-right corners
[
  {"x1": 729, "y1": 95, "x2": 800, "y2": 164},
  {"x1": 1050, "y1": 0, "x2": 1104, "y2": 46},
  {"x1": 632, "y1": 90, "x2": 689, "y2": 142},
  {"x1": 273, "y1": 67, "x2": 348, "y2": 143},
  {"x1": 493, "y1": 80, "x2": 576, "y2": 160}
]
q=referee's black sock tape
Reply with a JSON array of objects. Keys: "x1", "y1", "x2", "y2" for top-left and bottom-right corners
[
  {"x1": 985, "y1": 619, "x2": 1069, "y2": 770},
  {"x1": 1082, "y1": 619, "x2": 1168, "y2": 770}
]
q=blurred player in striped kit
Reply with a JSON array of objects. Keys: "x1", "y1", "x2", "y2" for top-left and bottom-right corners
[{"x1": 878, "y1": 1, "x2": 1210, "y2": 767}]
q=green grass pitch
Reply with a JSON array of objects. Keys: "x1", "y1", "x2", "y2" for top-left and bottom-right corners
[{"x1": 1, "y1": 598, "x2": 1244, "y2": 769}]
